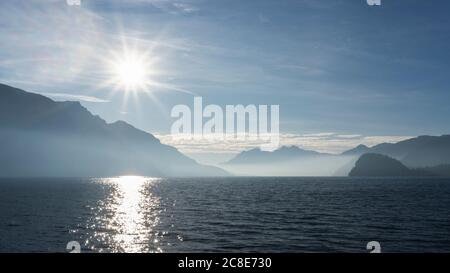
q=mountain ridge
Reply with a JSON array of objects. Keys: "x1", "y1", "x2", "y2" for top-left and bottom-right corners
[
  {"x1": 349, "y1": 153, "x2": 435, "y2": 177},
  {"x1": 224, "y1": 145, "x2": 327, "y2": 165},
  {"x1": 0, "y1": 83, "x2": 228, "y2": 177},
  {"x1": 223, "y1": 134, "x2": 450, "y2": 176}
]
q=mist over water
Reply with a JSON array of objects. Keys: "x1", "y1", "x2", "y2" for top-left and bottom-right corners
[
  {"x1": 222, "y1": 156, "x2": 357, "y2": 176},
  {"x1": 1, "y1": 177, "x2": 450, "y2": 253}
]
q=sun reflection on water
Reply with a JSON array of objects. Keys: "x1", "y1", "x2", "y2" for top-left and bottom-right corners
[
  {"x1": 88, "y1": 176, "x2": 163, "y2": 253},
  {"x1": 112, "y1": 176, "x2": 148, "y2": 252}
]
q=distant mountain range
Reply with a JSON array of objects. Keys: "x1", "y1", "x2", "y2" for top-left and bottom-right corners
[
  {"x1": 341, "y1": 144, "x2": 371, "y2": 156},
  {"x1": 222, "y1": 134, "x2": 450, "y2": 176},
  {"x1": 347, "y1": 136, "x2": 450, "y2": 177},
  {"x1": 225, "y1": 146, "x2": 325, "y2": 165},
  {"x1": 368, "y1": 135, "x2": 450, "y2": 167},
  {"x1": 0, "y1": 83, "x2": 227, "y2": 177},
  {"x1": 2, "y1": 83, "x2": 449, "y2": 178},
  {"x1": 222, "y1": 146, "x2": 348, "y2": 176}
]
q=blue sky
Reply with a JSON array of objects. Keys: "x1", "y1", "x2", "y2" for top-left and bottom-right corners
[{"x1": 1, "y1": 0, "x2": 449, "y2": 156}]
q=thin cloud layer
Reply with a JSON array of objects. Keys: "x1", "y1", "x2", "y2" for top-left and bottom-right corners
[
  {"x1": 155, "y1": 133, "x2": 412, "y2": 155},
  {"x1": 41, "y1": 92, "x2": 110, "y2": 103}
]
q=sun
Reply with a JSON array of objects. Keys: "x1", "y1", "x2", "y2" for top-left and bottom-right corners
[
  {"x1": 100, "y1": 40, "x2": 190, "y2": 106},
  {"x1": 112, "y1": 52, "x2": 150, "y2": 92},
  {"x1": 115, "y1": 57, "x2": 146, "y2": 88},
  {"x1": 104, "y1": 46, "x2": 159, "y2": 94}
]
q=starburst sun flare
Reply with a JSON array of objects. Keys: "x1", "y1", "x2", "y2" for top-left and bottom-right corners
[
  {"x1": 115, "y1": 56, "x2": 147, "y2": 89},
  {"x1": 109, "y1": 50, "x2": 155, "y2": 93}
]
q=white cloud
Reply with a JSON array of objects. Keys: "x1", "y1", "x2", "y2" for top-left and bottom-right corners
[
  {"x1": 172, "y1": 3, "x2": 199, "y2": 14},
  {"x1": 40, "y1": 92, "x2": 109, "y2": 103},
  {"x1": 336, "y1": 134, "x2": 362, "y2": 139},
  {"x1": 155, "y1": 132, "x2": 413, "y2": 155},
  {"x1": 302, "y1": 132, "x2": 336, "y2": 137}
]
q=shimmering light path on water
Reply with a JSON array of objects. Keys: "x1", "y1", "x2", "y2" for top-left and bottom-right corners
[{"x1": 1, "y1": 177, "x2": 450, "y2": 253}]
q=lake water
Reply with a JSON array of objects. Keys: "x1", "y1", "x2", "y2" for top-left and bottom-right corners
[{"x1": 1, "y1": 177, "x2": 450, "y2": 253}]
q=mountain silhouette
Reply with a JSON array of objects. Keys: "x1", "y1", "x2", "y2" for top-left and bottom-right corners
[
  {"x1": 341, "y1": 144, "x2": 370, "y2": 156},
  {"x1": 224, "y1": 134, "x2": 450, "y2": 176},
  {"x1": 221, "y1": 146, "x2": 351, "y2": 176},
  {"x1": 349, "y1": 153, "x2": 435, "y2": 177},
  {"x1": 341, "y1": 135, "x2": 450, "y2": 168},
  {"x1": 224, "y1": 146, "x2": 325, "y2": 165},
  {"x1": 0, "y1": 83, "x2": 228, "y2": 177},
  {"x1": 370, "y1": 135, "x2": 450, "y2": 167}
]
